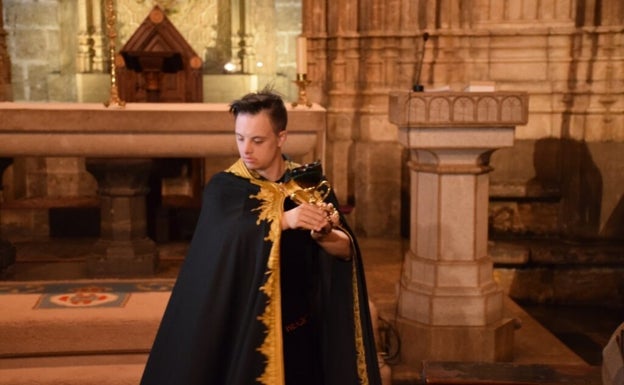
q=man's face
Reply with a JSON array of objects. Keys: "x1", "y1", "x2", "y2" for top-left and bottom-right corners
[{"x1": 235, "y1": 111, "x2": 286, "y2": 175}]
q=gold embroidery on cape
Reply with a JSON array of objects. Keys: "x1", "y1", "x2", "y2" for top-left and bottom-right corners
[
  {"x1": 226, "y1": 159, "x2": 288, "y2": 385},
  {"x1": 349, "y1": 235, "x2": 370, "y2": 385},
  {"x1": 227, "y1": 159, "x2": 372, "y2": 385}
]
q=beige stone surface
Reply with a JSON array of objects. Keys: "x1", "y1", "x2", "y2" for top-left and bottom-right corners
[
  {"x1": 0, "y1": 102, "x2": 326, "y2": 160},
  {"x1": 0, "y1": 291, "x2": 168, "y2": 356}
]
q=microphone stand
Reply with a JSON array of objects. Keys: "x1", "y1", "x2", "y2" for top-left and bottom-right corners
[{"x1": 412, "y1": 32, "x2": 429, "y2": 92}]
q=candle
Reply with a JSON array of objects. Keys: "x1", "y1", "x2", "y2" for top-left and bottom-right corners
[{"x1": 296, "y1": 36, "x2": 307, "y2": 74}]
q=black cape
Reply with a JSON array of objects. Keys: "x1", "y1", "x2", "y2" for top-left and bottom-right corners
[{"x1": 140, "y1": 159, "x2": 381, "y2": 385}]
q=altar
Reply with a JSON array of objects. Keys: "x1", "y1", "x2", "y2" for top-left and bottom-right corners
[{"x1": 0, "y1": 102, "x2": 326, "y2": 276}]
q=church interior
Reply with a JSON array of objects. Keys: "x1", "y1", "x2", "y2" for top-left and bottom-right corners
[{"x1": 0, "y1": 0, "x2": 623, "y2": 384}]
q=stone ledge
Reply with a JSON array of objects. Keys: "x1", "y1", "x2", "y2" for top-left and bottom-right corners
[
  {"x1": 491, "y1": 239, "x2": 624, "y2": 306},
  {"x1": 490, "y1": 182, "x2": 561, "y2": 199},
  {"x1": 0, "y1": 196, "x2": 100, "y2": 210},
  {"x1": 0, "y1": 360, "x2": 144, "y2": 385},
  {"x1": 490, "y1": 239, "x2": 624, "y2": 266}
]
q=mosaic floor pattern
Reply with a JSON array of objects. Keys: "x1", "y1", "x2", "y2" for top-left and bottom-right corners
[{"x1": 0, "y1": 280, "x2": 174, "y2": 309}]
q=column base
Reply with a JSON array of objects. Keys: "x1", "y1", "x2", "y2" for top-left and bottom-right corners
[
  {"x1": 87, "y1": 238, "x2": 157, "y2": 277},
  {"x1": 396, "y1": 316, "x2": 516, "y2": 366}
]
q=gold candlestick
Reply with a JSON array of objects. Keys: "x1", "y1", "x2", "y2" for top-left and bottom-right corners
[
  {"x1": 291, "y1": 73, "x2": 312, "y2": 108},
  {"x1": 103, "y1": 0, "x2": 125, "y2": 108}
]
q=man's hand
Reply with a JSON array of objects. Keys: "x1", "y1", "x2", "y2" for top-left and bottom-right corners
[
  {"x1": 282, "y1": 202, "x2": 332, "y2": 233},
  {"x1": 319, "y1": 202, "x2": 340, "y2": 227},
  {"x1": 282, "y1": 202, "x2": 352, "y2": 259}
]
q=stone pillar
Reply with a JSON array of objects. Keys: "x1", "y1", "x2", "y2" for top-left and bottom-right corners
[
  {"x1": 388, "y1": 90, "x2": 528, "y2": 364},
  {"x1": 91, "y1": 0, "x2": 106, "y2": 73},
  {"x1": 240, "y1": 0, "x2": 256, "y2": 74},
  {"x1": 0, "y1": 157, "x2": 15, "y2": 277},
  {"x1": 85, "y1": 159, "x2": 157, "y2": 277},
  {"x1": 230, "y1": 0, "x2": 256, "y2": 74},
  {"x1": 76, "y1": 0, "x2": 93, "y2": 73}
]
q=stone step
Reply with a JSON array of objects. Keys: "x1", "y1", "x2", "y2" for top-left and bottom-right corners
[
  {"x1": 0, "y1": 354, "x2": 146, "y2": 385},
  {"x1": 0, "y1": 196, "x2": 100, "y2": 210},
  {"x1": 0, "y1": 290, "x2": 168, "y2": 357},
  {"x1": 0, "y1": 287, "x2": 168, "y2": 385}
]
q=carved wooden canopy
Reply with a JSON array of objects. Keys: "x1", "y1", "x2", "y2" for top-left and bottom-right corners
[{"x1": 118, "y1": 6, "x2": 203, "y2": 103}]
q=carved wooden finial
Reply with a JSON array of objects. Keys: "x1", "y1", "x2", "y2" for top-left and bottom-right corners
[{"x1": 149, "y1": 6, "x2": 165, "y2": 24}]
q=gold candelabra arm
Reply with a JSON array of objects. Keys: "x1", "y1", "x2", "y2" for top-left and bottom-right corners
[
  {"x1": 103, "y1": 0, "x2": 125, "y2": 108},
  {"x1": 291, "y1": 73, "x2": 312, "y2": 108}
]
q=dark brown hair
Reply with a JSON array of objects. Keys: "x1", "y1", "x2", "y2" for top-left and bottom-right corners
[{"x1": 229, "y1": 87, "x2": 288, "y2": 133}]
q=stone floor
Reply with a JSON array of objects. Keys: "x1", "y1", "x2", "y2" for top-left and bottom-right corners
[{"x1": 1, "y1": 236, "x2": 622, "y2": 383}]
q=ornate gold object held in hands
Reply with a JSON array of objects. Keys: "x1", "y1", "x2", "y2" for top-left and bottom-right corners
[
  {"x1": 282, "y1": 161, "x2": 344, "y2": 240},
  {"x1": 285, "y1": 179, "x2": 331, "y2": 206},
  {"x1": 281, "y1": 161, "x2": 331, "y2": 206}
]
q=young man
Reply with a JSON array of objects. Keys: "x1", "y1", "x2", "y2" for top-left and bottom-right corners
[{"x1": 140, "y1": 89, "x2": 381, "y2": 385}]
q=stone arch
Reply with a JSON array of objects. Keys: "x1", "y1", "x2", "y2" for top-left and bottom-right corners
[
  {"x1": 501, "y1": 96, "x2": 524, "y2": 122},
  {"x1": 407, "y1": 96, "x2": 427, "y2": 123},
  {"x1": 453, "y1": 96, "x2": 475, "y2": 122},
  {"x1": 477, "y1": 96, "x2": 499, "y2": 122},
  {"x1": 429, "y1": 96, "x2": 451, "y2": 122}
]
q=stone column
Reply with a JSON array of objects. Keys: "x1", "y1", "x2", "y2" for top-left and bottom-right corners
[
  {"x1": 85, "y1": 159, "x2": 157, "y2": 277},
  {"x1": 388, "y1": 90, "x2": 529, "y2": 364},
  {"x1": 91, "y1": 0, "x2": 106, "y2": 73},
  {"x1": 76, "y1": 0, "x2": 93, "y2": 73},
  {"x1": 230, "y1": 0, "x2": 256, "y2": 73}
]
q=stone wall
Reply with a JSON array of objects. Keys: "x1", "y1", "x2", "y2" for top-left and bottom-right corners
[
  {"x1": 301, "y1": 0, "x2": 624, "y2": 305},
  {"x1": 2, "y1": 0, "x2": 95, "y2": 231},
  {"x1": 304, "y1": 0, "x2": 624, "y2": 242},
  {"x1": 1, "y1": 0, "x2": 623, "y2": 244},
  {"x1": 3, "y1": 0, "x2": 302, "y2": 102},
  {"x1": 0, "y1": 0, "x2": 304, "y2": 239},
  {"x1": 0, "y1": 0, "x2": 622, "y2": 303},
  {"x1": 3, "y1": 0, "x2": 74, "y2": 101}
]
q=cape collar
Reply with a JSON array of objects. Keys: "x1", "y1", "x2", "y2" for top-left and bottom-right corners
[{"x1": 227, "y1": 158, "x2": 298, "y2": 183}]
